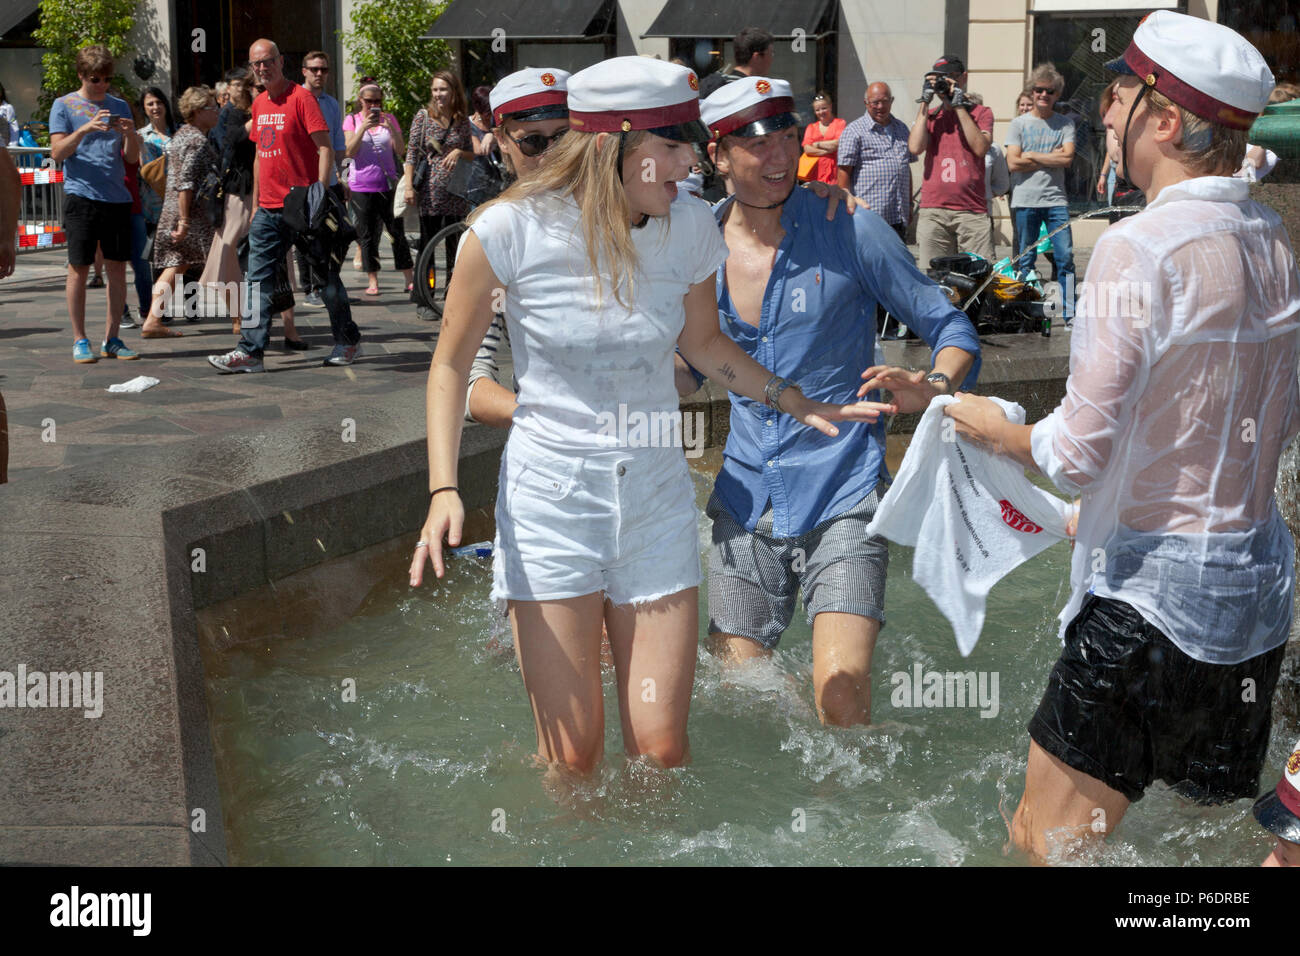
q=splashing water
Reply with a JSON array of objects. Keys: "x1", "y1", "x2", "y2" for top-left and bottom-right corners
[{"x1": 201, "y1": 466, "x2": 1296, "y2": 866}]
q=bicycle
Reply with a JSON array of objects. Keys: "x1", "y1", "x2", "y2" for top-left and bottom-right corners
[{"x1": 412, "y1": 220, "x2": 468, "y2": 319}]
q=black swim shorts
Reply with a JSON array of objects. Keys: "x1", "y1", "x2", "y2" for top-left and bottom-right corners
[
  {"x1": 64, "y1": 194, "x2": 132, "y2": 266},
  {"x1": 1028, "y1": 594, "x2": 1285, "y2": 804}
]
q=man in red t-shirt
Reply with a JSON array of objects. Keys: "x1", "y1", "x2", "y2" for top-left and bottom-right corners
[
  {"x1": 907, "y1": 55, "x2": 994, "y2": 270},
  {"x1": 208, "y1": 37, "x2": 361, "y2": 373}
]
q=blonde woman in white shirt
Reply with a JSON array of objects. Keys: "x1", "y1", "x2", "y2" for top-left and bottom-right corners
[
  {"x1": 947, "y1": 13, "x2": 1299, "y2": 862},
  {"x1": 409, "y1": 58, "x2": 889, "y2": 777}
]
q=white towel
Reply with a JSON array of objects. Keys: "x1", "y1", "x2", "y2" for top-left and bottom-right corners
[
  {"x1": 106, "y1": 376, "x2": 160, "y2": 393},
  {"x1": 866, "y1": 395, "x2": 1071, "y2": 656}
]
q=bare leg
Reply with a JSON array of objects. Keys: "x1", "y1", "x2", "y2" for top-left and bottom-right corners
[
  {"x1": 811, "y1": 611, "x2": 879, "y2": 727},
  {"x1": 66, "y1": 263, "x2": 91, "y2": 340},
  {"x1": 1011, "y1": 739, "x2": 1131, "y2": 863},
  {"x1": 142, "y1": 267, "x2": 181, "y2": 334},
  {"x1": 706, "y1": 632, "x2": 771, "y2": 663},
  {"x1": 509, "y1": 592, "x2": 607, "y2": 774},
  {"x1": 605, "y1": 588, "x2": 699, "y2": 766},
  {"x1": 103, "y1": 259, "x2": 127, "y2": 341}
]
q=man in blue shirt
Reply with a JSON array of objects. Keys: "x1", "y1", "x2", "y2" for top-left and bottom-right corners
[
  {"x1": 48, "y1": 44, "x2": 141, "y2": 363},
  {"x1": 298, "y1": 50, "x2": 347, "y2": 307},
  {"x1": 700, "y1": 77, "x2": 981, "y2": 726}
]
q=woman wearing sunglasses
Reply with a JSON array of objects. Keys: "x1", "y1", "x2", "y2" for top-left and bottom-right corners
[
  {"x1": 410, "y1": 58, "x2": 887, "y2": 778},
  {"x1": 343, "y1": 83, "x2": 414, "y2": 296},
  {"x1": 463, "y1": 68, "x2": 570, "y2": 428}
]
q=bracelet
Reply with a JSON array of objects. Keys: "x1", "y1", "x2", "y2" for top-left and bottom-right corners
[
  {"x1": 430, "y1": 485, "x2": 458, "y2": 497},
  {"x1": 763, "y1": 375, "x2": 800, "y2": 412}
]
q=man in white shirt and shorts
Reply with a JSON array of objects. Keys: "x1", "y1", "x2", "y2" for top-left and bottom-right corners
[{"x1": 945, "y1": 11, "x2": 1300, "y2": 862}]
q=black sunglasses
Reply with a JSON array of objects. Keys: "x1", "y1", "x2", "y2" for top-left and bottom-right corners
[
  {"x1": 511, "y1": 127, "x2": 567, "y2": 157},
  {"x1": 305, "y1": 66, "x2": 330, "y2": 74},
  {"x1": 1032, "y1": 86, "x2": 1058, "y2": 95}
]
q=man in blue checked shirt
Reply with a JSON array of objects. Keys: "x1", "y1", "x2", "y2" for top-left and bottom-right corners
[
  {"x1": 836, "y1": 81, "x2": 914, "y2": 241},
  {"x1": 698, "y1": 77, "x2": 980, "y2": 727}
]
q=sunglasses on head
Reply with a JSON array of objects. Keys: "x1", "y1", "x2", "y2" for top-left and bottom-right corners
[
  {"x1": 511, "y1": 127, "x2": 567, "y2": 157},
  {"x1": 1033, "y1": 86, "x2": 1057, "y2": 95}
]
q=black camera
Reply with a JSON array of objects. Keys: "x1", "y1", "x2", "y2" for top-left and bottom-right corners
[{"x1": 919, "y1": 73, "x2": 956, "y2": 105}]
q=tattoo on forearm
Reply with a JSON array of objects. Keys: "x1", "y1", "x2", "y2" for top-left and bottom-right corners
[{"x1": 717, "y1": 362, "x2": 737, "y2": 383}]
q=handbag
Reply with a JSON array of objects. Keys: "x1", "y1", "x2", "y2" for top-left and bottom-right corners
[
  {"x1": 797, "y1": 153, "x2": 819, "y2": 182},
  {"x1": 140, "y1": 154, "x2": 167, "y2": 196}
]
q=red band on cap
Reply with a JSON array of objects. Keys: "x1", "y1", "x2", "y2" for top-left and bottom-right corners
[
  {"x1": 1124, "y1": 43, "x2": 1258, "y2": 131},
  {"x1": 1279, "y1": 776, "x2": 1300, "y2": 820},
  {"x1": 567, "y1": 100, "x2": 701, "y2": 133},
  {"x1": 493, "y1": 90, "x2": 567, "y2": 127},
  {"x1": 709, "y1": 96, "x2": 796, "y2": 139}
]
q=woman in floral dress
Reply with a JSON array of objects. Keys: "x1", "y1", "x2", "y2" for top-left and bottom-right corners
[
  {"x1": 140, "y1": 86, "x2": 220, "y2": 338},
  {"x1": 404, "y1": 71, "x2": 473, "y2": 297}
]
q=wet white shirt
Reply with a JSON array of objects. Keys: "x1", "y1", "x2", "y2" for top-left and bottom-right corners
[
  {"x1": 1031, "y1": 175, "x2": 1300, "y2": 664},
  {"x1": 470, "y1": 191, "x2": 728, "y2": 452}
]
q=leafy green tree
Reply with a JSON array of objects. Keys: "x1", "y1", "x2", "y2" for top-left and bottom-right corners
[
  {"x1": 33, "y1": 0, "x2": 139, "y2": 122},
  {"x1": 340, "y1": 0, "x2": 453, "y2": 129}
]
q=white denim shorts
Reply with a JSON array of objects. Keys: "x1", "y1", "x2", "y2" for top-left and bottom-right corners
[{"x1": 491, "y1": 430, "x2": 701, "y2": 605}]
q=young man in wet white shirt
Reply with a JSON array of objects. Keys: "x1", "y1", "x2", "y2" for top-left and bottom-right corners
[{"x1": 947, "y1": 12, "x2": 1300, "y2": 862}]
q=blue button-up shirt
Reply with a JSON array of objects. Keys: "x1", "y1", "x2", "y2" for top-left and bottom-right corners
[{"x1": 709, "y1": 187, "x2": 981, "y2": 537}]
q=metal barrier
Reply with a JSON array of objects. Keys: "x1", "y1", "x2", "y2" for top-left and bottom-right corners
[{"x1": 8, "y1": 146, "x2": 66, "y2": 253}]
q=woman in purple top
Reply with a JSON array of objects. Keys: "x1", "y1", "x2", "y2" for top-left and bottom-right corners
[{"x1": 343, "y1": 83, "x2": 414, "y2": 296}]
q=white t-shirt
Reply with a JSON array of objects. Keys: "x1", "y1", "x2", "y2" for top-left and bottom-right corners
[{"x1": 470, "y1": 190, "x2": 728, "y2": 452}]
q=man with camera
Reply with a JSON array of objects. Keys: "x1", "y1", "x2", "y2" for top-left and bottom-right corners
[{"x1": 908, "y1": 55, "x2": 994, "y2": 270}]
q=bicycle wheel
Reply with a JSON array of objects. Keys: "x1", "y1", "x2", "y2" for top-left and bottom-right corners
[{"x1": 414, "y1": 221, "x2": 469, "y2": 318}]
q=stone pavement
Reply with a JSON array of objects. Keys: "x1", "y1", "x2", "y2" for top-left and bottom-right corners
[
  {"x1": 1, "y1": 238, "x2": 1085, "y2": 483},
  {"x1": 1, "y1": 245, "x2": 450, "y2": 483}
]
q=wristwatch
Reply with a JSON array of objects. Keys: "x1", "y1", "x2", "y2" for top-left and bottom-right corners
[{"x1": 925, "y1": 371, "x2": 952, "y2": 393}]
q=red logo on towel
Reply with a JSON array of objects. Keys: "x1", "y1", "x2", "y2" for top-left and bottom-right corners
[
  {"x1": 756, "y1": 80, "x2": 771, "y2": 94},
  {"x1": 999, "y1": 499, "x2": 1042, "y2": 534},
  {"x1": 540, "y1": 72, "x2": 556, "y2": 87},
  {"x1": 1288, "y1": 749, "x2": 1300, "y2": 775},
  {"x1": 688, "y1": 72, "x2": 698, "y2": 91}
]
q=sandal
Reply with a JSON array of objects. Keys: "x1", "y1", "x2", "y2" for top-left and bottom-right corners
[
  {"x1": 140, "y1": 327, "x2": 183, "y2": 338},
  {"x1": 364, "y1": 287, "x2": 380, "y2": 296}
]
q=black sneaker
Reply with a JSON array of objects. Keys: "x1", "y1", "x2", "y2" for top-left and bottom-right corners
[
  {"x1": 87, "y1": 274, "x2": 104, "y2": 288},
  {"x1": 284, "y1": 337, "x2": 310, "y2": 351},
  {"x1": 120, "y1": 305, "x2": 137, "y2": 329}
]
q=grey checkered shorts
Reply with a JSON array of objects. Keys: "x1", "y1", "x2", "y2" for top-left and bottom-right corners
[{"x1": 706, "y1": 484, "x2": 889, "y2": 649}]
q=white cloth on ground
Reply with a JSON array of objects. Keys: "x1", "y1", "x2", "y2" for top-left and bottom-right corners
[
  {"x1": 106, "y1": 376, "x2": 160, "y2": 393},
  {"x1": 867, "y1": 395, "x2": 1072, "y2": 656}
]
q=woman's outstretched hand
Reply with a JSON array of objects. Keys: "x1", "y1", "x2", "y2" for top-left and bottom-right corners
[{"x1": 408, "y1": 490, "x2": 465, "y2": 586}]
